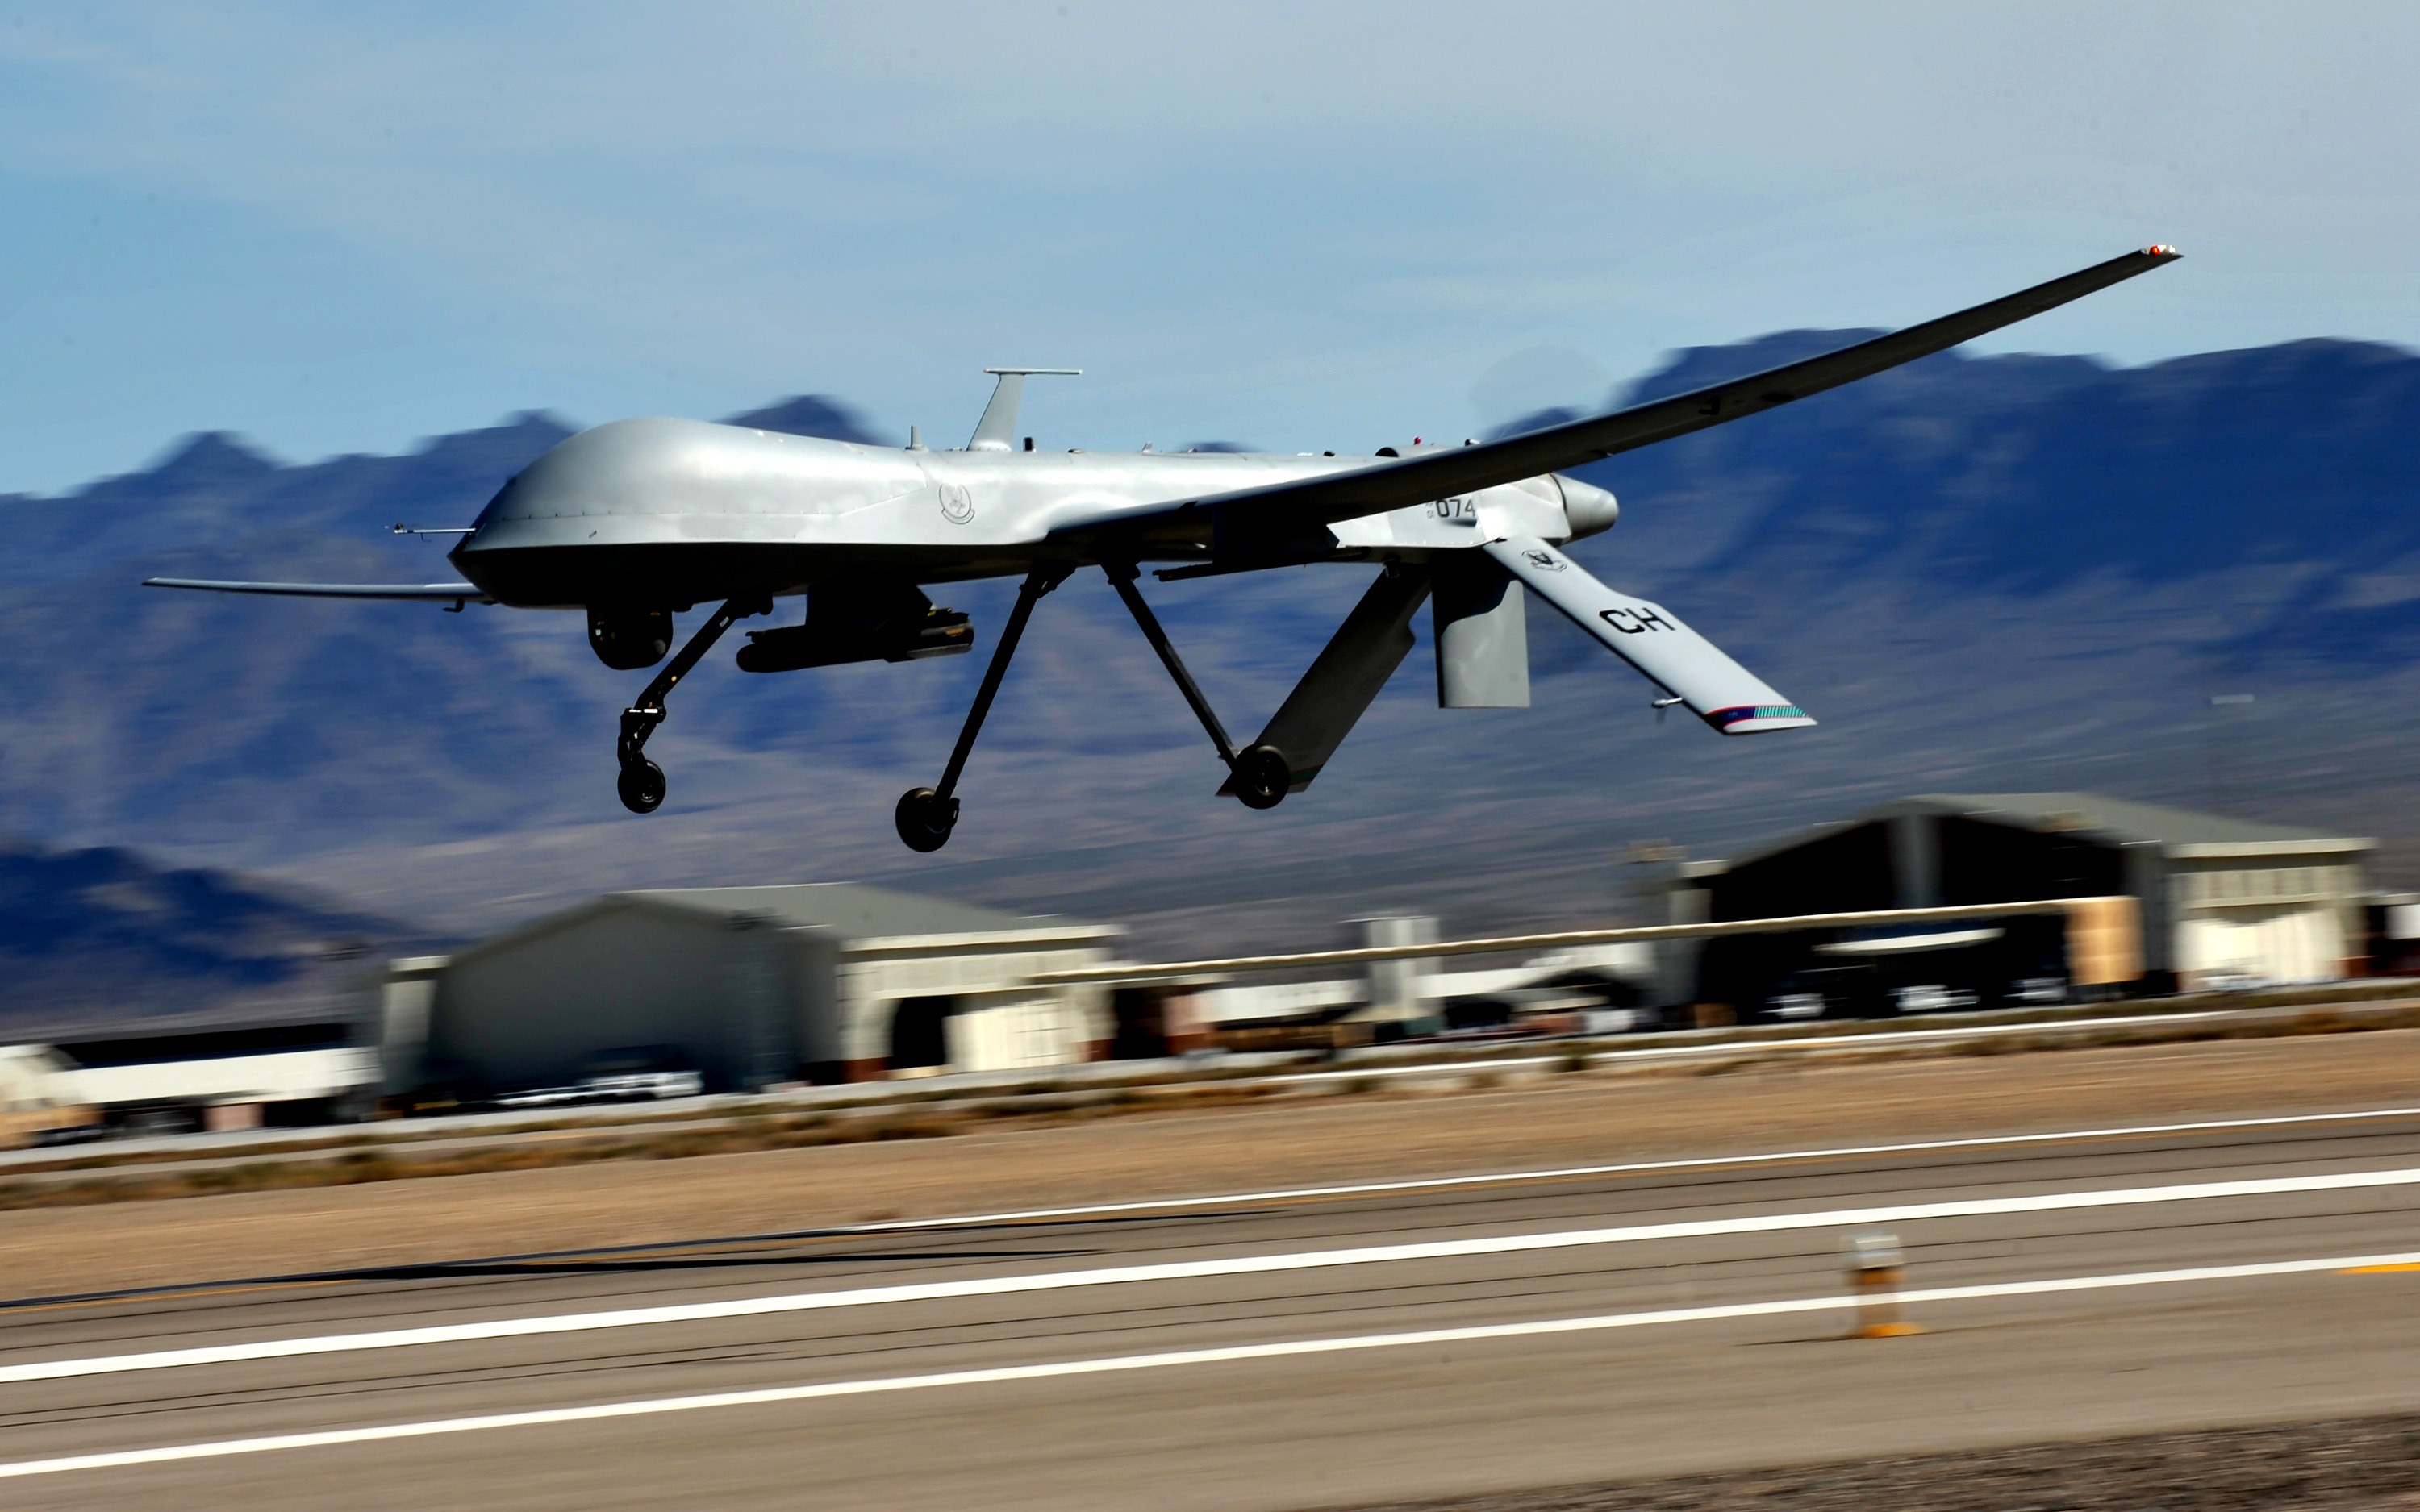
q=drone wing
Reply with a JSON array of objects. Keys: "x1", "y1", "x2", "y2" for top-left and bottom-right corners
[
  {"x1": 1485, "y1": 536, "x2": 1813, "y2": 735},
  {"x1": 1055, "y1": 246, "x2": 2179, "y2": 547},
  {"x1": 144, "y1": 578, "x2": 493, "y2": 603}
]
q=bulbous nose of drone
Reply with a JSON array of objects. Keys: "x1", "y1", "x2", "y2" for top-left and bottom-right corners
[{"x1": 1554, "y1": 475, "x2": 1619, "y2": 539}]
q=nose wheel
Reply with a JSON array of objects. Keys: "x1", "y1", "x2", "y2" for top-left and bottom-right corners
[
  {"x1": 618, "y1": 758, "x2": 667, "y2": 814},
  {"x1": 603, "y1": 594, "x2": 767, "y2": 816}
]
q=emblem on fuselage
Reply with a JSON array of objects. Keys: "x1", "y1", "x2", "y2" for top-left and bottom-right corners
[{"x1": 940, "y1": 484, "x2": 976, "y2": 525}]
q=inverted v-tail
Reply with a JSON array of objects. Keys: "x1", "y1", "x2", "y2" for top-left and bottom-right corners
[{"x1": 1485, "y1": 536, "x2": 1813, "y2": 735}]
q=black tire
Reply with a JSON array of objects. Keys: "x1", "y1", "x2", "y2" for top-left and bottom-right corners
[
  {"x1": 1232, "y1": 744, "x2": 1291, "y2": 810},
  {"x1": 616, "y1": 759, "x2": 667, "y2": 814},
  {"x1": 895, "y1": 786, "x2": 958, "y2": 852}
]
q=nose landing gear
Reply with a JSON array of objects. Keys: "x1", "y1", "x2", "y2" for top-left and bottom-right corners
[
  {"x1": 611, "y1": 594, "x2": 769, "y2": 814},
  {"x1": 616, "y1": 758, "x2": 668, "y2": 814}
]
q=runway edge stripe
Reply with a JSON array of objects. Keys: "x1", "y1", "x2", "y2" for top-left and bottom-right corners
[
  {"x1": 4, "y1": 1249, "x2": 2413, "y2": 1481},
  {"x1": 10, "y1": 1102, "x2": 2416, "y2": 1317},
  {"x1": 10, "y1": 1164, "x2": 2420, "y2": 1385}
]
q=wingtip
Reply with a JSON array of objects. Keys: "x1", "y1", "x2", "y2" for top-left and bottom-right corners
[
  {"x1": 2146, "y1": 244, "x2": 2182, "y2": 260},
  {"x1": 1706, "y1": 705, "x2": 1819, "y2": 735}
]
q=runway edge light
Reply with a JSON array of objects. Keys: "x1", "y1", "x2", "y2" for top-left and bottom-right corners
[{"x1": 1844, "y1": 1231, "x2": 1925, "y2": 1339}]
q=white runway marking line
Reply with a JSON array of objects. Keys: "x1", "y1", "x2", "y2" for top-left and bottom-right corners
[
  {"x1": 8, "y1": 1164, "x2": 2420, "y2": 1385},
  {"x1": 853, "y1": 1103, "x2": 2420, "y2": 1234},
  {"x1": 3, "y1": 1248, "x2": 2413, "y2": 1482}
]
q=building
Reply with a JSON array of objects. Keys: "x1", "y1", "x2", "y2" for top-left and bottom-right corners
[
  {"x1": 0, "y1": 1044, "x2": 92, "y2": 1148},
  {"x1": 395, "y1": 883, "x2": 1122, "y2": 1094},
  {"x1": 2370, "y1": 893, "x2": 2420, "y2": 977},
  {"x1": 1187, "y1": 928, "x2": 1658, "y2": 1039},
  {"x1": 1655, "y1": 793, "x2": 2372, "y2": 1010},
  {"x1": 2, "y1": 1005, "x2": 383, "y2": 1138}
]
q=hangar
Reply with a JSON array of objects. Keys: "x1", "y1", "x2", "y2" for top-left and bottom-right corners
[
  {"x1": 1654, "y1": 793, "x2": 2372, "y2": 1010},
  {"x1": 0, "y1": 1006, "x2": 383, "y2": 1141},
  {"x1": 397, "y1": 883, "x2": 1121, "y2": 1094}
]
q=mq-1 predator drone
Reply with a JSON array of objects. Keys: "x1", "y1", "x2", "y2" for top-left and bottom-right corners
[{"x1": 148, "y1": 247, "x2": 2179, "y2": 852}]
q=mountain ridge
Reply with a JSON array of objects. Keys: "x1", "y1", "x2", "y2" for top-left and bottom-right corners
[
  {"x1": 0, "y1": 834, "x2": 422, "y2": 1029},
  {"x1": 5, "y1": 338, "x2": 2418, "y2": 1004}
]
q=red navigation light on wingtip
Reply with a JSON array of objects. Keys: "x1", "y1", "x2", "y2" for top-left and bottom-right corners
[{"x1": 2147, "y1": 244, "x2": 2179, "y2": 256}]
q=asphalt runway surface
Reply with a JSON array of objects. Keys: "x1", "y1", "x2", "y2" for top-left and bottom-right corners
[{"x1": 8, "y1": 1109, "x2": 2420, "y2": 1510}]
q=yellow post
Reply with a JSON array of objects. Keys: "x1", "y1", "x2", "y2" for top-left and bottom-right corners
[{"x1": 1844, "y1": 1231, "x2": 1924, "y2": 1339}]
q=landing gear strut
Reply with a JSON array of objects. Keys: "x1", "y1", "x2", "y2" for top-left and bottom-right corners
[
  {"x1": 1101, "y1": 562, "x2": 1291, "y2": 810},
  {"x1": 895, "y1": 564, "x2": 1073, "y2": 852},
  {"x1": 614, "y1": 594, "x2": 769, "y2": 814}
]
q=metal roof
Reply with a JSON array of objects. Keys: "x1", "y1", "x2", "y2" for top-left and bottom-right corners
[
  {"x1": 453, "y1": 881, "x2": 1119, "y2": 964},
  {"x1": 1702, "y1": 791, "x2": 2372, "y2": 873},
  {"x1": 0, "y1": 991, "x2": 375, "y2": 1049},
  {"x1": 1902, "y1": 793, "x2": 2366, "y2": 849},
  {"x1": 628, "y1": 882, "x2": 1052, "y2": 936}
]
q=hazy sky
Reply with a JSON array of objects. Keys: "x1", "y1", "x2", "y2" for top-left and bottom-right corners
[{"x1": 2, "y1": 2, "x2": 2414, "y2": 492}]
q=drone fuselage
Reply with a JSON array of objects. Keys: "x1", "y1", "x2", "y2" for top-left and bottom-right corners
[{"x1": 449, "y1": 417, "x2": 1614, "y2": 610}]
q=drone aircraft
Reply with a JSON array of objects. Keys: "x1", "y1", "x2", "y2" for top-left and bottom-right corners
[{"x1": 149, "y1": 247, "x2": 2178, "y2": 852}]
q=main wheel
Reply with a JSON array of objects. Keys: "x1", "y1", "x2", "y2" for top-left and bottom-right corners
[
  {"x1": 617, "y1": 759, "x2": 667, "y2": 814},
  {"x1": 1231, "y1": 744, "x2": 1291, "y2": 810},
  {"x1": 895, "y1": 786, "x2": 958, "y2": 852}
]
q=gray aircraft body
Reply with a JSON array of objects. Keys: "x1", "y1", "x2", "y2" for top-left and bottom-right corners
[{"x1": 149, "y1": 248, "x2": 2179, "y2": 851}]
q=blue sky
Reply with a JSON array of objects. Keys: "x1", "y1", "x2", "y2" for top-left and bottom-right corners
[{"x1": 2, "y1": 1, "x2": 2414, "y2": 493}]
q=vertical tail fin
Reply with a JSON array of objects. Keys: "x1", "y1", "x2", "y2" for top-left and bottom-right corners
[{"x1": 968, "y1": 368, "x2": 1082, "y2": 451}]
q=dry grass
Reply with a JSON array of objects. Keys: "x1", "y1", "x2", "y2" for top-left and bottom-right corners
[
  {"x1": 8, "y1": 1001, "x2": 2418, "y2": 1216},
  {"x1": 10, "y1": 1027, "x2": 2420, "y2": 1301},
  {"x1": 1344, "y1": 1413, "x2": 2420, "y2": 1512},
  {"x1": 0, "y1": 1085, "x2": 1290, "y2": 1212}
]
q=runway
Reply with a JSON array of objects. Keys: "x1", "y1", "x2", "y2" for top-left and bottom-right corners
[{"x1": 9, "y1": 1107, "x2": 2420, "y2": 1510}]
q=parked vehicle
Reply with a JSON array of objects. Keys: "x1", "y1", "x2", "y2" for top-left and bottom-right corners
[
  {"x1": 490, "y1": 1048, "x2": 704, "y2": 1109},
  {"x1": 1758, "y1": 964, "x2": 1891, "y2": 1022},
  {"x1": 1891, "y1": 984, "x2": 1979, "y2": 1014}
]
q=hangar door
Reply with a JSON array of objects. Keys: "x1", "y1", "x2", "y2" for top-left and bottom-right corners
[
  {"x1": 2178, "y1": 906, "x2": 2342, "y2": 986},
  {"x1": 886, "y1": 993, "x2": 1081, "y2": 1075},
  {"x1": 949, "y1": 994, "x2": 1079, "y2": 1073}
]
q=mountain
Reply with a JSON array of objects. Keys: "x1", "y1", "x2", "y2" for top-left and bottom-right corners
[
  {"x1": 1588, "y1": 333, "x2": 2420, "y2": 652},
  {"x1": 2, "y1": 344, "x2": 2417, "y2": 988},
  {"x1": 0, "y1": 837, "x2": 418, "y2": 1031},
  {"x1": 718, "y1": 396, "x2": 882, "y2": 446}
]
